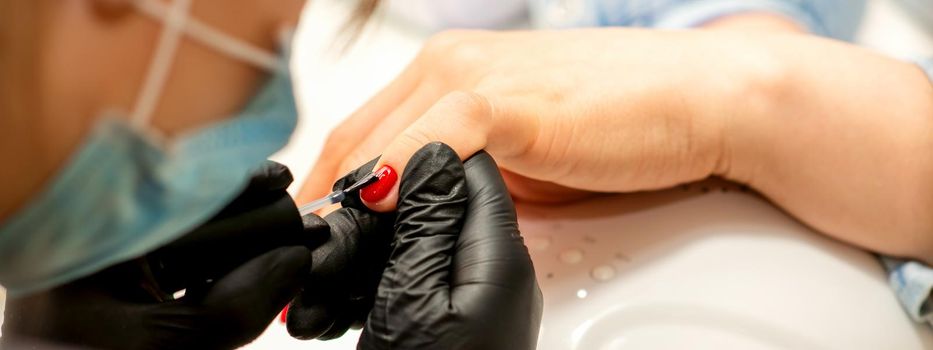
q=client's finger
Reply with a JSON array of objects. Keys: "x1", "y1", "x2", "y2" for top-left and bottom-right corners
[{"x1": 358, "y1": 92, "x2": 492, "y2": 212}]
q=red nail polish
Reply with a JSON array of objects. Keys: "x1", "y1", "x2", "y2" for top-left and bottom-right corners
[
  {"x1": 361, "y1": 166, "x2": 397, "y2": 203},
  {"x1": 280, "y1": 305, "x2": 289, "y2": 324}
]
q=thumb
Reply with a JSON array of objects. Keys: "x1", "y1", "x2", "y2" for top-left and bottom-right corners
[
  {"x1": 360, "y1": 142, "x2": 468, "y2": 348},
  {"x1": 358, "y1": 92, "x2": 493, "y2": 213}
]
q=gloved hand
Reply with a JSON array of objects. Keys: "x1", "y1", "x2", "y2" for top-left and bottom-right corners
[
  {"x1": 287, "y1": 143, "x2": 543, "y2": 349},
  {"x1": 285, "y1": 158, "x2": 395, "y2": 340},
  {"x1": 2, "y1": 162, "x2": 322, "y2": 350}
]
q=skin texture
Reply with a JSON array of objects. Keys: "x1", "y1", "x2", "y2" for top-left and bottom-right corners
[
  {"x1": 0, "y1": 0, "x2": 305, "y2": 222},
  {"x1": 300, "y1": 16, "x2": 933, "y2": 263}
]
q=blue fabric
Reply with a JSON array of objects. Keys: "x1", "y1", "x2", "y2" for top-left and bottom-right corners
[
  {"x1": 897, "y1": 0, "x2": 933, "y2": 31},
  {"x1": 0, "y1": 52, "x2": 297, "y2": 297},
  {"x1": 884, "y1": 258, "x2": 933, "y2": 324},
  {"x1": 529, "y1": 0, "x2": 865, "y2": 41},
  {"x1": 917, "y1": 57, "x2": 933, "y2": 83}
]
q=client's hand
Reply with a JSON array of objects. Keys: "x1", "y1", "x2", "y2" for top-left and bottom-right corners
[{"x1": 287, "y1": 143, "x2": 543, "y2": 349}]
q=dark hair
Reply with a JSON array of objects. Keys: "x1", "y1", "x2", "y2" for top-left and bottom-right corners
[
  {"x1": 341, "y1": 0, "x2": 382, "y2": 45},
  {"x1": 352, "y1": 0, "x2": 381, "y2": 23}
]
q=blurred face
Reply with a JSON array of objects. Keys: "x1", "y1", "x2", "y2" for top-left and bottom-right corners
[
  {"x1": 0, "y1": 0, "x2": 306, "y2": 221},
  {"x1": 43, "y1": 0, "x2": 306, "y2": 135}
]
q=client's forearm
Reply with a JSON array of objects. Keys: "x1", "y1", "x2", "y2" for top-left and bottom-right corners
[{"x1": 722, "y1": 33, "x2": 933, "y2": 262}]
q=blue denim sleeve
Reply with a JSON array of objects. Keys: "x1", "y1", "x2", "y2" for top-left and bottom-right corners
[
  {"x1": 884, "y1": 257, "x2": 933, "y2": 324},
  {"x1": 529, "y1": 0, "x2": 866, "y2": 41},
  {"x1": 917, "y1": 57, "x2": 933, "y2": 83},
  {"x1": 882, "y1": 57, "x2": 933, "y2": 325}
]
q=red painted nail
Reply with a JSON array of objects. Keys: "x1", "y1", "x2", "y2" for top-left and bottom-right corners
[
  {"x1": 360, "y1": 166, "x2": 397, "y2": 203},
  {"x1": 280, "y1": 305, "x2": 289, "y2": 324}
]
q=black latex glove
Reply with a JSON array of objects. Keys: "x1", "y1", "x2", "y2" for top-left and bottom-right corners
[
  {"x1": 286, "y1": 158, "x2": 394, "y2": 340},
  {"x1": 2, "y1": 162, "x2": 323, "y2": 350},
  {"x1": 287, "y1": 143, "x2": 543, "y2": 349}
]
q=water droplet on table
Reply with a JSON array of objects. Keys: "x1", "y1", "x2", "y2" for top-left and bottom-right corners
[
  {"x1": 559, "y1": 249, "x2": 584, "y2": 265},
  {"x1": 590, "y1": 265, "x2": 616, "y2": 282}
]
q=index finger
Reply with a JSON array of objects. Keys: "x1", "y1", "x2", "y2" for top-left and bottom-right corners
[
  {"x1": 359, "y1": 91, "x2": 537, "y2": 213},
  {"x1": 297, "y1": 60, "x2": 425, "y2": 205}
]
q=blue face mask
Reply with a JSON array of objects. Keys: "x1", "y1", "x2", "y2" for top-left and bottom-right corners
[{"x1": 0, "y1": 0, "x2": 298, "y2": 297}]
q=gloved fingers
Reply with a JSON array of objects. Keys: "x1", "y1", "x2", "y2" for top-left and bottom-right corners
[
  {"x1": 449, "y1": 151, "x2": 543, "y2": 350},
  {"x1": 316, "y1": 311, "x2": 356, "y2": 340},
  {"x1": 453, "y1": 151, "x2": 537, "y2": 290},
  {"x1": 334, "y1": 157, "x2": 380, "y2": 211},
  {"x1": 167, "y1": 161, "x2": 314, "y2": 255},
  {"x1": 287, "y1": 287, "x2": 374, "y2": 341},
  {"x1": 286, "y1": 287, "x2": 341, "y2": 339},
  {"x1": 157, "y1": 192, "x2": 310, "y2": 258},
  {"x1": 217, "y1": 161, "x2": 295, "y2": 216},
  {"x1": 145, "y1": 162, "x2": 310, "y2": 294},
  {"x1": 309, "y1": 208, "x2": 384, "y2": 282},
  {"x1": 201, "y1": 245, "x2": 313, "y2": 315},
  {"x1": 302, "y1": 213, "x2": 331, "y2": 240},
  {"x1": 287, "y1": 207, "x2": 390, "y2": 339},
  {"x1": 147, "y1": 193, "x2": 315, "y2": 293},
  {"x1": 387, "y1": 142, "x2": 468, "y2": 293},
  {"x1": 361, "y1": 152, "x2": 541, "y2": 350},
  {"x1": 190, "y1": 246, "x2": 313, "y2": 348},
  {"x1": 315, "y1": 295, "x2": 376, "y2": 340},
  {"x1": 360, "y1": 143, "x2": 468, "y2": 345},
  {"x1": 245, "y1": 161, "x2": 295, "y2": 193},
  {"x1": 346, "y1": 296, "x2": 374, "y2": 330},
  {"x1": 149, "y1": 246, "x2": 312, "y2": 348}
]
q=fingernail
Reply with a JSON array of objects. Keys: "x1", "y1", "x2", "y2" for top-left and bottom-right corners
[
  {"x1": 360, "y1": 166, "x2": 397, "y2": 203},
  {"x1": 280, "y1": 305, "x2": 289, "y2": 324}
]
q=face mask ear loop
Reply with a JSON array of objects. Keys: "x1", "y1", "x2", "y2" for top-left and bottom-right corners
[
  {"x1": 134, "y1": 0, "x2": 279, "y2": 72},
  {"x1": 180, "y1": 16, "x2": 280, "y2": 72},
  {"x1": 129, "y1": 0, "x2": 191, "y2": 130}
]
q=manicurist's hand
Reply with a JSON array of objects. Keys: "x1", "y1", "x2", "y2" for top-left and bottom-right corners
[
  {"x1": 2, "y1": 162, "x2": 320, "y2": 349},
  {"x1": 301, "y1": 27, "x2": 933, "y2": 263},
  {"x1": 289, "y1": 143, "x2": 542, "y2": 349}
]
